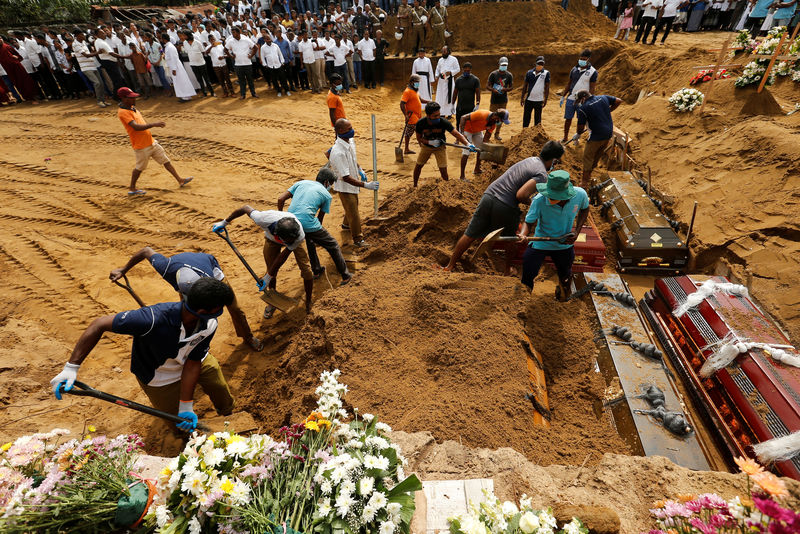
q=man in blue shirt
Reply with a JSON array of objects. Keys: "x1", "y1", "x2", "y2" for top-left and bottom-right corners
[
  {"x1": 274, "y1": 30, "x2": 296, "y2": 93},
  {"x1": 50, "y1": 278, "x2": 236, "y2": 432},
  {"x1": 574, "y1": 90, "x2": 622, "y2": 187},
  {"x1": 519, "y1": 170, "x2": 589, "y2": 300},
  {"x1": 109, "y1": 247, "x2": 263, "y2": 352},
  {"x1": 277, "y1": 167, "x2": 352, "y2": 283}
]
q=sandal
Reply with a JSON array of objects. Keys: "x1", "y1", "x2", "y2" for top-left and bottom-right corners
[
  {"x1": 127, "y1": 189, "x2": 146, "y2": 196},
  {"x1": 246, "y1": 336, "x2": 264, "y2": 352},
  {"x1": 180, "y1": 176, "x2": 194, "y2": 187},
  {"x1": 263, "y1": 305, "x2": 276, "y2": 319}
]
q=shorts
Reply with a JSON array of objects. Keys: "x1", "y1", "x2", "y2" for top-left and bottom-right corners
[
  {"x1": 462, "y1": 130, "x2": 486, "y2": 156},
  {"x1": 464, "y1": 194, "x2": 521, "y2": 239},
  {"x1": 263, "y1": 238, "x2": 314, "y2": 281},
  {"x1": 416, "y1": 144, "x2": 447, "y2": 168},
  {"x1": 583, "y1": 139, "x2": 611, "y2": 173},
  {"x1": 564, "y1": 98, "x2": 577, "y2": 120},
  {"x1": 134, "y1": 140, "x2": 170, "y2": 171},
  {"x1": 404, "y1": 121, "x2": 416, "y2": 138}
]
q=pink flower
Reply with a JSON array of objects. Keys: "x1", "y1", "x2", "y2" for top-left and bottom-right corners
[
  {"x1": 689, "y1": 518, "x2": 717, "y2": 534},
  {"x1": 663, "y1": 500, "x2": 692, "y2": 518},
  {"x1": 754, "y1": 496, "x2": 799, "y2": 524}
]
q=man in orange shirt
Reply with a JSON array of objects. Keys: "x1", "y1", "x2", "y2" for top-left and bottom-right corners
[
  {"x1": 327, "y1": 73, "x2": 346, "y2": 130},
  {"x1": 458, "y1": 108, "x2": 509, "y2": 181},
  {"x1": 117, "y1": 87, "x2": 193, "y2": 196},
  {"x1": 399, "y1": 74, "x2": 426, "y2": 155}
]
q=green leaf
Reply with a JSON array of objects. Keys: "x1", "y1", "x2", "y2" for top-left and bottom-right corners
[
  {"x1": 505, "y1": 512, "x2": 520, "y2": 534},
  {"x1": 387, "y1": 474, "x2": 422, "y2": 498},
  {"x1": 448, "y1": 518, "x2": 463, "y2": 534}
]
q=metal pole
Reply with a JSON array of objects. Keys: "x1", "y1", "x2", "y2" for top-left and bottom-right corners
[
  {"x1": 371, "y1": 113, "x2": 379, "y2": 217},
  {"x1": 685, "y1": 201, "x2": 698, "y2": 247}
]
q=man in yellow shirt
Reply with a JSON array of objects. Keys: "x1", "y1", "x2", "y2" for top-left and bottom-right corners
[{"x1": 116, "y1": 87, "x2": 193, "y2": 195}]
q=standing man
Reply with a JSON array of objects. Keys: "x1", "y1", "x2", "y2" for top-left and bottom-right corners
[
  {"x1": 573, "y1": 91, "x2": 622, "y2": 187},
  {"x1": 520, "y1": 56, "x2": 550, "y2": 127},
  {"x1": 183, "y1": 31, "x2": 214, "y2": 96},
  {"x1": 651, "y1": 0, "x2": 682, "y2": 43},
  {"x1": 109, "y1": 247, "x2": 263, "y2": 351},
  {"x1": 277, "y1": 168, "x2": 353, "y2": 283},
  {"x1": 635, "y1": 0, "x2": 664, "y2": 43},
  {"x1": 160, "y1": 32, "x2": 196, "y2": 102},
  {"x1": 260, "y1": 34, "x2": 289, "y2": 96},
  {"x1": 442, "y1": 140, "x2": 565, "y2": 272},
  {"x1": 400, "y1": 73, "x2": 426, "y2": 155},
  {"x1": 71, "y1": 30, "x2": 108, "y2": 107},
  {"x1": 298, "y1": 32, "x2": 317, "y2": 92},
  {"x1": 213, "y1": 205, "x2": 314, "y2": 318},
  {"x1": 452, "y1": 61, "x2": 480, "y2": 128},
  {"x1": 327, "y1": 73, "x2": 347, "y2": 129},
  {"x1": 396, "y1": 0, "x2": 412, "y2": 56},
  {"x1": 410, "y1": 0, "x2": 428, "y2": 55},
  {"x1": 329, "y1": 118, "x2": 380, "y2": 247},
  {"x1": 560, "y1": 49, "x2": 597, "y2": 143},
  {"x1": 327, "y1": 34, "x2": 352, "y2": 92},
  {"x1": 428, "y1": 0, "x2": 448, "y2": 52},
  {"x1": 458, "y1": 109, "x2": 509, "y2": 180},
  {"x1": 412, "y1": 101, "x2": 473, "y2": 187},
  {"x1": 226, "y1": 26, "x2": 259, "y2": 99},
  {"x1": 311, "y1": 29, "x2": 327, "y2": 92},
  {"x1": 95, "y1": 28, "x2": 127, "y2": 97},
  {"x1": 486, "y1": 56, "x2": 512, "y2": 141},
  {"x1": 357, "y1": 30, "x2": 376, "y2": 89},
  {"x1": 117, "y1": 86, "x2": 193, "y2": 195},
  {"x1": 374, "y1": 29, "x2": 389, "y2": 86},
  {"x1": 518, "y1": 170, "x2": 589, "y2": 300},
  {"x1": 50, "y1": 277, "x2": 237, "y2": 433},
  {"x1": 411, "y1": 47, "x2": 434, "y2": 101},
  {"x1": 274, "y1": 30, "x2": 295, "y2": 93}
]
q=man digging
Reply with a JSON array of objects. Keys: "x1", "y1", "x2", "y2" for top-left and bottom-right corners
[{"x1": 458, "y1": 108, "x2": 509, "y2": 181}]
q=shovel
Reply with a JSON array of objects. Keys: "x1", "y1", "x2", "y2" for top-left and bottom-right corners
[
  {"x1": 214, "y1": 227, "x2": 299, "y2": 312},
  {"x1": 112, "y1": 274, "x2": 147, "y2": 307},
  {"x1": 59, "y1": 381, "x2": 211, "y2": 431},
  {"x1": 395, "y1": 115, "x2": 410, "y2": 163},
  {"x1": 471, "y1": 229, "x2": 574, "y2": 262},
  {"x1": 443, "y1": 142, "x2": 509, "y2": 165}
]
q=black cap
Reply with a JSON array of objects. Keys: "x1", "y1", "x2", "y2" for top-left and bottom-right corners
[{"x1": 536, "y1": 56, "x2": 545, "y2": 65}]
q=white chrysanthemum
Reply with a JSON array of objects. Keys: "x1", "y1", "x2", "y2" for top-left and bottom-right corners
[
  {"x1": 375, "y1": 422, "x2": 392, "y2": 433},
  {"x1": 362, "y1": 413, "x2": 375, "y2": 423},
  {"x1": 335, "y1": 492, "x2": 354, "y2": 517},
  {"x1": 330, "y1": 466, "x2": 347, "y2": 484},
  {"x1": 501, "y1": 501, "x2": 518, "y2": 518},
  {"x1": 364, "y1": 455, "x2": 380, "y2": 469},
  {"x1": 460, "y1": 515, "x2": 489, "y2": 534},
  {"x1": 205, "y1": 447, "x2": 226, "y2": 467},
  {"x1": 181, "y1": 471, "x2": 208, "y2": 497},
  {"x1": 387, "y1": 502, "x2": 402, "y2": 518},
  {"x1": 366, "y1": 436, "x2": 389, "y2": 450},
  {"x1": 347, "y1": 439, "x2": 364, "y2": 449},
  {"x1": 379, "y1": 520, "x2": 396, "y2": 534},
  {"x1": 229, "y1": 480, "x2": 251, "y2": 506},
  {"x1": 376, "y1": 456, "x2": 390, "y2": 471},
  {"x1": 318, "y1": 498, "x2": 333, "y2": 518},
  {"x1": 181, "y1": 456, "x2": 200, "y2": 474},
  {"x1": 396, "y1": 465, "x2": 405, "y2": 481},
  {"x1": 362, "y1": 503, "x2": 378, "y2": 523},
  {"x1": 321, "y1": 479, "x2": 333, "y2": 495},
  {"x1": 562, "y1": 519, "x2": 583, "y2": 534},
  {"x1": 167, "y1": 470, "x2": 182, "y2": 493},
  {"x1": 188, "y1": 516, "x2": 201, "y2": 534},
  {"x1": 519, "y1": 511, "x2": 540, "y2": 533},
  {"x1": 340, "y1": 479, "x2": 356, "y2": 496},
  {"x1": 155, "y1": 505, "x2": 172, "y2": 528},
  {"x1": 227, "y1": 439, "x2": 249, "y2": 456},
  {"x1": 359, "y1": 477, "x2": 375, "y2": 496},
  {"x1": 368, "y1": 491, "x2": 388, "y2": 510}
]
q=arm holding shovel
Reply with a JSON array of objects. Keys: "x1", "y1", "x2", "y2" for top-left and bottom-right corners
[
  {"x1": 109, "y1": 246, "x2": 156, "y2": 282},
  {"x1": 50, "y1": 315, "x2": 115, "y2": 399}
]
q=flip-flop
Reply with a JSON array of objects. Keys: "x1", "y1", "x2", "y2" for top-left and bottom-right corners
[
  {"x1": 246, "y1": 336, "x2": 264, "y2": 352},
  {"x1": 340, "y1": 275, "x2": 352, "y2": 286},
  {"x1": 432, "y1": 263, "x2": 451, "y2": 272},
  {"x1": 127, "y1": 189, "x2": 146, "y2": 196},
  {"x1": 180, "y1": 176, "x2": 194, "y2": 187},
  {"x1": 263, "y1": 305, "x2": 276, "y2": 319}
]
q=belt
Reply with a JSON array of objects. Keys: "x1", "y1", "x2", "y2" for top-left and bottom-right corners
[
  {"x1": 412, "y1": 23, "x2": 423, "y2": 26},
  {"x1": 433, "y1": 22, "x2": 445, "y2": 26}
]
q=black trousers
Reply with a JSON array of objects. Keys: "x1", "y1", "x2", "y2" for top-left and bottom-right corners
[
  {"x1": 651, "y1": 16, "x2": 675, "y2": 43},
  {"x1": 234, "y1": 64, "x2": 256, "y2": 97},
  {"x1": 522, "y1": 100, "x2": 543, "y2": 127},
  {"x1": 282, "y1": 64, "x2": 295, "y2": 90},
  {"x1": 306, "y1": 228, "x2": 350, "y2": 278},
  {"x1": 268, "y1": 66, "x2": 289, "y2": 92},
  {"x1": 297, "y1": 62, "x2": 310, "y2": 89},
  {"x1": 99, "y1": 59, "x2": 126, "y2": 96},
  {"x1": 362, "y1": 60, "x2": 375, "y2": 87},
  {"x1": 456, "y1": 106, "x2": 472, "y2": 129},
  {"x1": 635, "y1": 15, "x2": 657, "y2": 42},
  {"x1": 521, "y1": 246, "x2": 575, "y2": 289},
  {"x1": 191, "y1": 64, "x2": 214, "y2": 95},
  {"x1": 36, "y1": 65, "x2": 61, "y2": 98},
  {"x1": 375, "y1": 57, "x2": 385, "y2": 84}
]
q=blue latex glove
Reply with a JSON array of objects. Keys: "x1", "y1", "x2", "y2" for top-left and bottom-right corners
[
  {"x1": 559, "y1": 96, "x2": 565, "y2": 107},
  {"x1": 468, "y1": 143, "x2": 478, "y2": 153},
  {"x1": 257, "y1": 274, "x2": 272, "y2": 291},
  {"x1": 50, "y1": 363, "x2": 80, "y2": 400},
  {"x1": 358, "y1": 168, "x2": 367, "y2": 182},
  {"x1": 212, "y1": 220, "x2": 228, "y2": 233},
  {"x1": 177, "y1": 400, "x2": 197, "y2": 431}
]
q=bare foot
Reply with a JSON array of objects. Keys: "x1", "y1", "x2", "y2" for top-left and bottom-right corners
[{"x1": 246, "y1": 336, "x2": 264, "y2": 351}]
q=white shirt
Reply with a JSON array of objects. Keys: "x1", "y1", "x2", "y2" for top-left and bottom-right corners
[
  {"x1": 643, "y1": 0, "x2": 664, "y2": 17},
  {"x1": 148, "y1": 318, "x2": 215, "y2": 387},
  {"x1": 72, "y1": 40, "x2": 97, "y2": 71},
  {"x1": 330, "y1": 137, "x2": 362, "y2": 195},
  {"x1": 14, "y1": 45, "x2": 34, "y2": 73},
  {"x1": 94, "y1": 38, "x2": 115, "y2": 62},
  {"x1": 356, "y1": 38, "x2": 375, "y2": 61},
  {"x1": 527, "y1": 68, "x2": 549, "y2": 101},
  {"x1": 662, "y1": 0, "x2": 682, "y2": 16},
  {"x1": 118, "y1": 37, "x2": 134, "y2": 70},
  {"x1": 298, "y1": 38, "x2": 316, "y2": 64},
  {"x1": 226, "y1": 35, "x2": 256, "y2": 66},
  {"x1": 185, "y1": 39, "x2": 206, "y2": 65},
  {"x1": 313, "y1": 38, "x2": 328, "y2": 60},
  {"x1": 260, "y1": 42, "x2": 284, "y2": 68},
  {"x1": 327, "y1": 42, "x2": 350, "y2": 66},
  {"x1": 208, "y1": 43, "x2": 227, "y2": 67},
  {"x1": 167, "y1": 28, "x2": 180, "y2": 44},
  {"x1": 249, "y1": 210, "x2": 305, "y2": 250},
  {"x1": 24, "y1": 37, "x2": 42, "y2": 68}
]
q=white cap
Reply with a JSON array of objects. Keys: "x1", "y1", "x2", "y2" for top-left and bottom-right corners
[
  {"x1": 176, "y1": 267, "x2": 201, "y2": 295},
  {"x1": 499, "y1": 56, "x2": 509, "y2": 66}
]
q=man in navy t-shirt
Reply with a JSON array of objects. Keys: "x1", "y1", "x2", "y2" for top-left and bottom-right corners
[
  {"x1": 573, "y1": 91, "x2": 622, "y2": 187},
  {"x1": 109, "y1": 247, "x2": 263, "y2": 351}
]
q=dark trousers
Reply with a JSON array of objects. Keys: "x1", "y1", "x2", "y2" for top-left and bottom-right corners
[
  {"x1": 651, "y1": 16, "x2": 675, "y2": 43},
  {"x1": 333, "y1": 64, "x2": 349, "y2": 90},
  {"x1": 455, "y1": 106, "x2": 472, "y2": 129},
  {"x1": 375, "y1": 57, "x2": 385, "y2": 84},
  {"x1": 325, "y1": 60, "x2": 335, "y2": 80},
  {"x1": 214, "y1": 65, "x2": 234, "y2": 95},
  {"x1": 234, "y1": 64, "x2": 256, "y2": 97},
  {"x1": 36, "y1": 65, "x2": 61, "y2": 98},
  {"x1": 99, "y1": 59, "x2": 126, "y2": 96},
  {"x1": 282, "y1": 64, "x2": 295, "y2": 90},
  {"x1": 306, "y1": 228, "x2": 350, "y2": 278},
  {"x1": 191, "y1": 64, "x2": 214, "y2": 95},
  {"x1": 522, "y1": 100, "x2": 543, "y2": 127},
  {"x1": 521, "y1": 246, "x2": 575, "y2": 289},
  {"x1": 269, "y1": 66, "x2": 289, "y2": 92},
  {"x1": 362, "y1": 60, "x2": 375, "y2": 87},
  {"x1": 747, "y1": 17, "x2": 765, "y2": 38},
  {"x1": 297, "y1": 62, "x2": 309, "y2": 89},
  {"x1": 635, "y1": 15, "x2": 657, "y2": 42}
]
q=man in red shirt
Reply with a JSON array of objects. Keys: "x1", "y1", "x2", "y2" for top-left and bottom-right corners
[
  {"x1": 116, "y1": 87, "x2": 193, "y2": 195},
  {"x1": 458, "y1": 109, "x2": 509, "y2": 180},
  {"x1": 399, "y1": 74, "x2": 426, "y2": 155}
]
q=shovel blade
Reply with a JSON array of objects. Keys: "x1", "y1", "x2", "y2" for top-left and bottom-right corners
[
  {"x1": 395, "y1": 146, "x2": 404, "y2": 163},
  {"x1": 260, "y1": 289, "x2": 299, "y2": 311},
  {"x1": 470, "y1": 227, "x2": 505, "y2": 262},
  {"x1": 480, "y1": 143, "x2": 509, "y2": 164}
]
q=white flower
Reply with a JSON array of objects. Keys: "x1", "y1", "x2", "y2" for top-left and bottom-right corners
[
  {"x1": 181, "y1": 456, "x2": 200, "y2": 475},
  {"x1": 366, "y1": 436, "x2": 390, "y2": 450},
  {"x1": 501, "y1": 501, "x2": 519, "y2": 518},
  {"x1": 229, "y1": 480, "x2": 251, "y2": 506},
  {"x1": 226, "y1": 439, "x2": 249, "y2": 457},
  {"x1": 181, "y1": 471, "x2": 208, "y2": 497},
  {"x1": 335, "y1": 492, "x2": 354, "y2": 517},
  {"x1": 330, "y1": 466, "x2": 347, "y2": 484},
  {"x1": 562, "y1": 518, "x2": 583, "y2": 534},
  {"x1": 459, "y1": 515, "x2": 489, "y2": 534},
  {"x1": 167, "y1": 470, "x2": 182, "y2": 493},
  {"x1": 155, "y1": 505, "x2": 172, "y2": 527},
  {"x1": 318, "y1": 498, "x2": 333, "y2": 518},
  {"x1": 359, "y1": 477, "x2": 375, "y2": 496},
  {"x1": 519, "y1": 511, "x2": 540, "y2": 534},
  {"x1": 188, "y1": 516, "x2": 201, "y2": 534},
  {"x1": 379, "y1": 520, "x2": 396, "y2": 534},
  {"x1": 387, "y1": 502, "x2": 402, "y2": 518},
  {"x1": 340, "y1": 478, "x2": 356, "y2": 496},
  {"x1": 375, "y1": 422, "x2": 392, "y2": 433},
  {"x1": 205, "y1": 447, "x2": 226, "y2": 467},
  {"x1": 347, "y1": 439, "x2": 364, "y2": 449},
  {"x1": 396, "y1": 465, "x2": 405, "y2": 481},
  {"x1": 368, "y1": 491, "x2": 388, "y2": 510},
  {"x1": 321, "y1": 479, "x2": 333, "y2": 495},
  {"x1": 364, "y1": 455, "x2": 381, "y2": 469},
  {"x1": 362, "y1": 503, "x2": 378, "y2": 523},
  {"x1": 376, "y1": 456, "x2": 390, "y2": 471},
  {"x1": 362, "y1": 413, "x2": 375, "y2": 423}
]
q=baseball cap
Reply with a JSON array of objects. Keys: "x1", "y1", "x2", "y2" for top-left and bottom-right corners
[
  {"x1": 536, "y1": 56, "x2": 545, "y2": 65},
  {"x1": 117, "y1": 87, "x2": 140, "y2": 99},
  {"x1": 498, "y1": 110, "x2": 511, "y2": 124},
  {"x1": 499, "y1": 56, "x2": 508, "y2": 66},
  {"x1": 176, "y1": 267, "x2": 202, "y2": 295}
]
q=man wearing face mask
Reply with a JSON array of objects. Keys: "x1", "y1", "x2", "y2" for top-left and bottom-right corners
[
  {"x1": 458, "y1": 109, "x2": 510, "y2": 180},
  {"x1": 400, "y1": 73, "x2": 426, "y2": 155},
  {"x1": 441, "y1": 140, "x2": 565, "y2": 273},
  {"x1": 413, "y1": 101, "x2": 473, "y2": 187},
  {"x1": 518, "y1": 170, "x2": 589, "y2": 299},
  {"x1": 573, "y1": 90, "x2": 622, "y2": 187},
  {"x1": 434, "y1": 45, "x2": 459, "y2": 119},
  {"x1": 452, "y1": 61, "x2": 480, "y2": 130},
  {"x1": 327, "y1": 73, "x2": 347, "y2": 130},
  {"x1": 277, "y1": 168, "x2": 352, "y2": 284},
  {"x1": 50, "y1": 277, "x2": 237, "y2": 433},
  {"x1": 411, "y1": 47, "x2": 434, "y2": 101},
  {"x1": 520, "y1": 56, "x2": 550, "y2": 127},
  {"x1": 486, "y1": 56, "x2": 512, "y2": 141},
  {"x1": 329, "y1": 118, "x2": 380, "y2": 248},
  {"x1": 560, "y1": 49, "x2": 597, "y2": 143}
]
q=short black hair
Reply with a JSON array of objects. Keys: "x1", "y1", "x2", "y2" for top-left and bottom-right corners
[
  {"x1": 316, "y1": 166, "x2": 337, "y2": 186},
  {"x1": 425, "y1": 101, "x2": 440, "y2": 115},
  {"x1": 330, "y1": 73, "x2": 342, "y2": 82},
  {"x1": 186, "y1": 277, "x2": 234, "y2": 311},
  {"x1": 580, "y1": 48, "x2": 591, "y2": 58},
  {"x1": 275, "y1": 217, "x2": 302, "y2": 244},
  {"x1": 463, "y1": 62, "x2": 472, "y2": 68},
  {"x1": 540, "y1": 140, "x2": 565, "y2": 161}
]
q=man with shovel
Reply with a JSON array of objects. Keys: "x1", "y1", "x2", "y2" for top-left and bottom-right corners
[
  {"x1": 412, "y1": 100, "x2": 473, "y2": 187},
  {"x1": 108, "y1": 247, "x2": 263, "y2": 352},
  {"x1": 518, "y1": 170, "x2": 589, "y2": 300},
  {"x1": 457, "y1": 108, "x2": 510, "y2": 181},
  {"x1": 50, "y1": 277, "x2": 236, "y2": 433}
]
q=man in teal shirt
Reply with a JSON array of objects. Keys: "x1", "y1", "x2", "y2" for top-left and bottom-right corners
[
  {"x1": 518, "y1": 170, "x2": 589, "y2": 299},
  {"x1": 277, "y1": 168, "x2": 352, "y2": 284}
]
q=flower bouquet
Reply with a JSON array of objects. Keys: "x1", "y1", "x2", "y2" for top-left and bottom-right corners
[
  {"x1": 792, "y1": 70, "x2": 800, "y2": 83},
  {"x1": 0, "y1": 428, "x2": 148, "y2": 533},
  {"x1": 733, "y1": 29, "x2": 753, "y2": 52},
  {"x1": 643, "y1": 457, "x2": 798, "y2": 534},
  {"x1": 448, "y1": 489, "x2": 588, "y2": 534},
  {"x1": 668, "y1": 88, "x2": 704, "y2": 113},
  {"x1": 689, "y1": 69, "x2": 730, "y2": 86},
  {"x1": 735, "y1": 61, "x2": 776, "y2": 88}
]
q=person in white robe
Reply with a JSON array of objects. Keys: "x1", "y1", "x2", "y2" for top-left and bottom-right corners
[
  {"x1": 411, "y1": 48, "x2": 434, "y2": 101},
  {"x1": 160, "y1": 34, "x2": 196, "y2": 101},
  {"x1": 435, "y1": 46, "x2": 459, "y2": 118}
]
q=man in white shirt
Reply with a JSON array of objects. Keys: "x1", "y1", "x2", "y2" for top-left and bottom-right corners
[
  {"x1": 298, "y1": 33, "x2": 317, "y2": 92},
  {"x1": 650, "y1": 0, "x2": 681, "y2": 43},
  {"x1": 181, "y1": 31, "x2": 214, "y2": 96},
  {"x1": 344, "y1": 35, "x2": 357, "y2": 90},
  {"x1": 435, "y1": 46, "x2": 459, "y2": 118},
  {"x1": 166, "y1": 20, "x2": 180, "y2": 44},
  {"x1": 357, "y1": 30, "x2": 376, "y2": 89},
  {"x1": 72, "y1": 30, "x2": 108, "y2": 106},
  {"x1": 207, "y1": 35, "x2": 234, "y2": 96},
  {"x1": 95, "y1": 28, "x2": 127, "y2": 97},
  {"x1": 327, "y1": 34, "x2": 352, "y2": 93},
  {"x1": 411, "y1": 47, "x2": 434, "y2": 100},
  {"x1": 225, "y1": 26, "x2": 258, "y2": 99},
  {"x1": 328, "y1": 118, "x2": 380, "y2": 248},
  {"x1": 260, "y1": 34, "x2": 288, "y2": 96},
  {"x1": 635, "y1": 0, "x2": 664, "y2": 43}
]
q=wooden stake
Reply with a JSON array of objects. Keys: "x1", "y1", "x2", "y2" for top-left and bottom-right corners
[
  {"x1": 699, "y1": 35, "x2": 732, "y2": 113},
  {"x1": 758, "y1": 34, "x2": 787, "y2": 93}
]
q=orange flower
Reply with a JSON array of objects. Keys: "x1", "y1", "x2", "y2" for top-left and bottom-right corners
[
  {"x1": 676, "y1": 493, "x2": 696, "y2": 503},
  {"x1": 751, "y1": 471, "x2": 789, "y2": 498},
  {"x1": 734, "y1": 456, "x2": 764, "y2": 476}
]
